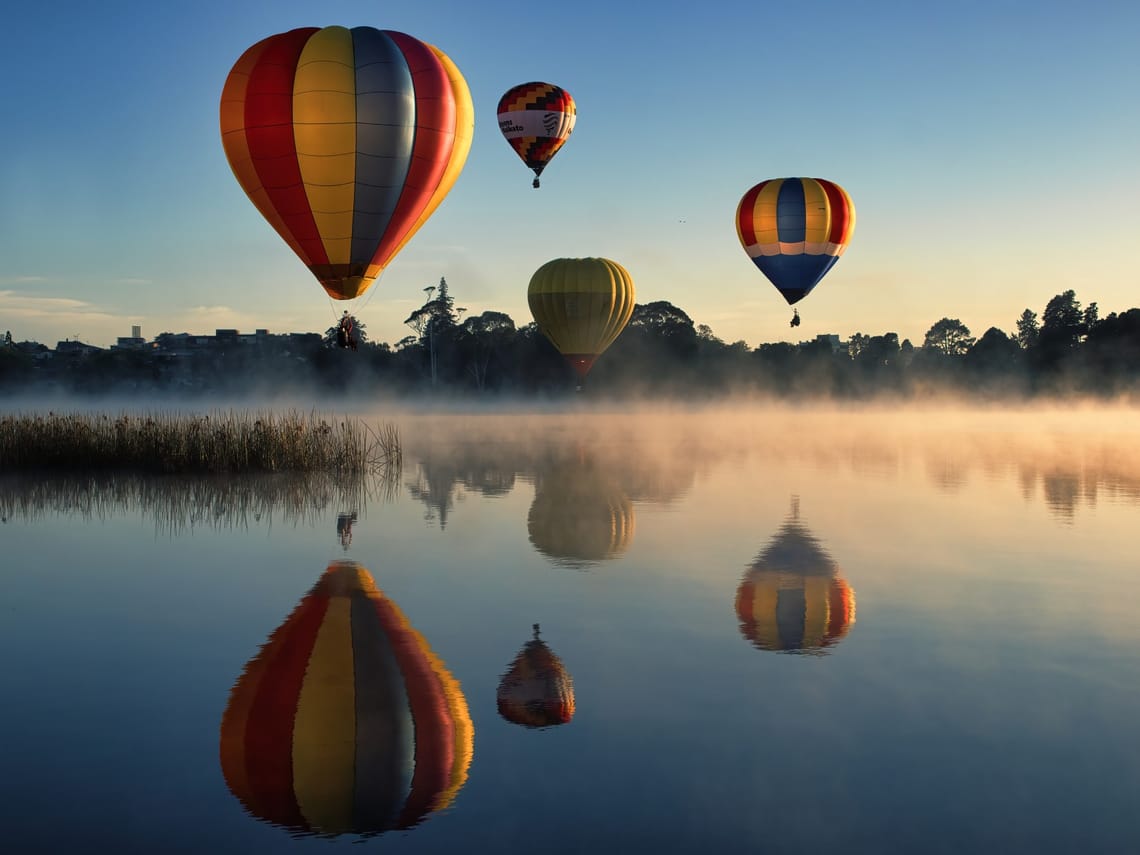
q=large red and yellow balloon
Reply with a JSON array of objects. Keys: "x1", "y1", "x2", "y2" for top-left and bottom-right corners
[
  {"x1": 220, "y1": 26, "x2": 474, "y2": 300},
  {"x1": 497, "y1": 625, "x2": 575, "y2": 728},
  {"x1": 497, "y1": 82, "x2": 576, "y2": 188},
  {"x1": 735, "y1": 502, "x2": 856, "y2": 654},
  {"x1": 735, "y1": 177, "x2": 855, "y2": 307},
  {"x1": 528, "y1": 257, "x2": 636, "y2": 382},
  {"x1": 219, "y1": 561, "x2": 473, "y2": 837}
]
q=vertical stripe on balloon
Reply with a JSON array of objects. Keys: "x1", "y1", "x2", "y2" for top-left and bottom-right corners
[
  {"x1": 293, "y1": 26, "x2": 359, "y2": 269},
  {"x1": 241, "y1": 29, "x2": 330, "y2": 268},
  {"x1": 348, "y1": 28, "x2": 416, "y2": 270},
  {"x1": 369, "y1": 31, "x2": 456, "y2": 272},
  {"x1": 775, "y1": 178, "x2": 807, "y2": 246}
]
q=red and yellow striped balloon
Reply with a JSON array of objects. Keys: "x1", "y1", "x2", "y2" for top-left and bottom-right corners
[
  {"x1": 219, "y1": 561, "x2": 473, "y2": 837},
  {"x1": 220, "y1": 26, "x2": 473, "y2": 300}
]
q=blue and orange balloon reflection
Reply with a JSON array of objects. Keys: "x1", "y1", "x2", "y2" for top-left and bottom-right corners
[
  {"x1": 735, "y1": 500, "x2": 856, "y2": 654},
  {"x1": 219, "y1": 560, "x2": 473, "y2": 837}
]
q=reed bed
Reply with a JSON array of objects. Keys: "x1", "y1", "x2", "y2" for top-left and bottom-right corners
[{"x1": 0, "y1": 410, "x2": 401, "y2": 475}]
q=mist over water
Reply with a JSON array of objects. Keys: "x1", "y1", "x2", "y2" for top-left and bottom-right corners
[{"x1": 1, "y1": 395, "x2": 1138, "y2": 852}]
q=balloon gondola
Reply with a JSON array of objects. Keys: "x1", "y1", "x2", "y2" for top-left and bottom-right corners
[
  {"x1": 219, "y1": 560, "x2": 473, "y2": 837},
  {"x1": 220, "y1": 26, "x2": 474, "y2": 303},
  {"x1": 497, "y1": 624, "x2": 575, "y2": 728}
]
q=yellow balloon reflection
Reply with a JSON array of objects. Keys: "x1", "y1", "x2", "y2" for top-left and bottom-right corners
[
  {"x1": 219, "y1": 560, "x2": 473, "y2": 837},
  {"x1": 497, "y1": 624, "x2": 575, "y2": 728},
  {"x1": 735, "y1": 499, "x2": 856, "y2": 654},
  {"x1": 527, "y1": 454, "x2": 635, "y2": 566}
]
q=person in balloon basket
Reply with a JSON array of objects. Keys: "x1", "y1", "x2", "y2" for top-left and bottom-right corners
[{"x1": 337, "y1": 312, "x2": 357, "y2": 351}]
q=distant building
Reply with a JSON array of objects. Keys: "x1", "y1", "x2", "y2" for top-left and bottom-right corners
[
  {"x1": 55, "y1": 340, "x2": 102, "y2": 358},
  {"x1": 804, "y1": 334, "x2": 845, "y2": 354}
]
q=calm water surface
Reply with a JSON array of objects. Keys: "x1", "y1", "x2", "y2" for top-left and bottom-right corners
[{"x1": 2, "y1": 405, "x2": 1138, "y2": 853}]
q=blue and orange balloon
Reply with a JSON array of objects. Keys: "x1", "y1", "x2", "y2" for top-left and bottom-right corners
[
  {"x1": 219, "y1": 561, "x2": 473, "y2": 837},
  {"x1": 220, "y1": 26, "x2": 474, "y2": 300},
  {"x1": 735, "y1": 177, "x2": 856, "y2": 308}
]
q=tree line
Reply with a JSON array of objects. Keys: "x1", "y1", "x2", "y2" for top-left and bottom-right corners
[{"x1": 1, "y1": 280, "x2": 1137, "y2": 399}]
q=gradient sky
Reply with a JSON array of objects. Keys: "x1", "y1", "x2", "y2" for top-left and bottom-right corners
[{"x1": 2, "y1": 0, "x2": 1137, "y2": 349}]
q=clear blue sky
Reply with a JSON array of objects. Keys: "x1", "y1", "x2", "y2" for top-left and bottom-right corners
[{"x1": 2, "y1": 0, "x2": 1138, "y2": 348}]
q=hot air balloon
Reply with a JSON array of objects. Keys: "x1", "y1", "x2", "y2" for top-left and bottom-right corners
[
  {"x1": 527, "y1": 453, "x2": 635, "y2": 566},
  {"x1": 528, "y1": 257, "x2": 635, "y2": 385},
  {"x1": 497, "y1": 82, "x2": 576, "y2": 188},
  {"x1": 220, "y1": 26, "x2": 474, "y2": 301},
  {"x1": 497, "y1": 624, "x2": 575, "y2": 728},
  {"x1": 735, "y1": 177, "x2": 855, "y2": 325},
  {"x1": 219, "y1": 560, "x2": 473, "y2": 837},
  {"x1": 734, "y1": 499, "x2": 856, "y2": 654}
]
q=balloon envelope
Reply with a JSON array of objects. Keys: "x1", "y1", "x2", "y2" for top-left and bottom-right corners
[
  {"x1": 528, "y1": 456, "x2": 635, "y2": 565},
  {"x1": 219, "y1": 561, "x2": 473, "y2": 837},
  {"x1": 497, "y1": 625, "x2": 575, "y2": 728},
  {"x1": 497, "y1": 82, "x2": 576, "y2": 186},
  {"x1": 734, "y1": 506, "x2": 856, "y2": 653},
  {"x1": 527, "y1": 257, "x2": 636, "y2": 379},
  {"x1": 220, "y1": 26, "x2": 473, "y2": 300},
  {"x1": 735, "y1": 177, "x2": 855, "y2": 306}
]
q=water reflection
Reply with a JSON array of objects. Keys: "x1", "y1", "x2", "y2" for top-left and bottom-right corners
[
  {"x1": 497, "y1": 624, "x2": 575, "y2": 729},
  {"x1": 219, "y1": 560, "x2": 473, "y2": 839},
  {"x1": 528, "y1": 451, "x2": 635, "y2": 566},
  {"x1": 735, "y1": 498, "x2": 856, "y2": 654},
  {"x1": 0, "y1": 471, "x2": 390, "y2": 534},
  {"x1": 335, "y1": 511, "x2": 357, "y2": 550}
]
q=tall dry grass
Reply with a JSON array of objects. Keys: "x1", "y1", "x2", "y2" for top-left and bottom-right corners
[{"x1": 0, "y1": 410, "x2": 401, "y2": 475}]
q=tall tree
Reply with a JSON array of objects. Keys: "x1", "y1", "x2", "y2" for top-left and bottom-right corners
[
  {"x1": 922, "y1": 318, "x2": 975, "y2": 356},
  {"x1": 1015, "y1": 309, "x2": 1039, "y2": 350},
  {"x1": 1038, "y1": 290, "x2": 1084, "y2": 366},
  {"x1": 459, "y1": 311, "x2": 516, "y2": 390}
]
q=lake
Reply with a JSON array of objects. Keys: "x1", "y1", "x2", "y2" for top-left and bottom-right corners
[{"x1": 2, "y1": 403, "x2": 1138, "y2": 853}]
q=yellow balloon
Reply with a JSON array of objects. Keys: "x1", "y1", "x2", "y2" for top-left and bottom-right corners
[{"x1": 527, "y1": 257, "x2": 636, "y2": 380}]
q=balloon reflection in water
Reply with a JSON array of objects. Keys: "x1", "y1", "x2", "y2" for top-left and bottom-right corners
[
  {"x1": 219, "y1": 560, "x2": 473, "y2": 837},
  {"x1": 527, "y1": 457, "x2": 635, "y2": 566},
  {"x1": 735, "y1": 499, "x2": 855, "y2": 654},
  {"x1": 497, "y1": 624, "x2": 575, "y2": 728}
]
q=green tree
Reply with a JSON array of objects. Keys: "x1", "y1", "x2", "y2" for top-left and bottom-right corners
[
  {"x1": 922, "y1": 318, "x2": 975, "y2": 356},
  {"x1": 1015, "y1": 309, "x2": 1039, "y2": 349},
  {"x1": 459, "y1": 310, "x2": 516, "y2": 390},
  {"x1": 1038, "y1": 290, "x2": 1083, "y2": 367}
]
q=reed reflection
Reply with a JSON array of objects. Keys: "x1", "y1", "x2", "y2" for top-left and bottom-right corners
[
  {"x1": 527, "y1": 451, "x2": 635, "y2": 566},
  {"x1": 0, "y1": 470, "x2": 393, "y2": 534},
  {"x1": 497, "y1": 624, "x2": 575, "y2": 728},
  {"x1": 735, "y1": 498, "x2": 856, "y2": 654},
  {"x1": 219, "y1": 560, "x2": 473, "y2": 838}
]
